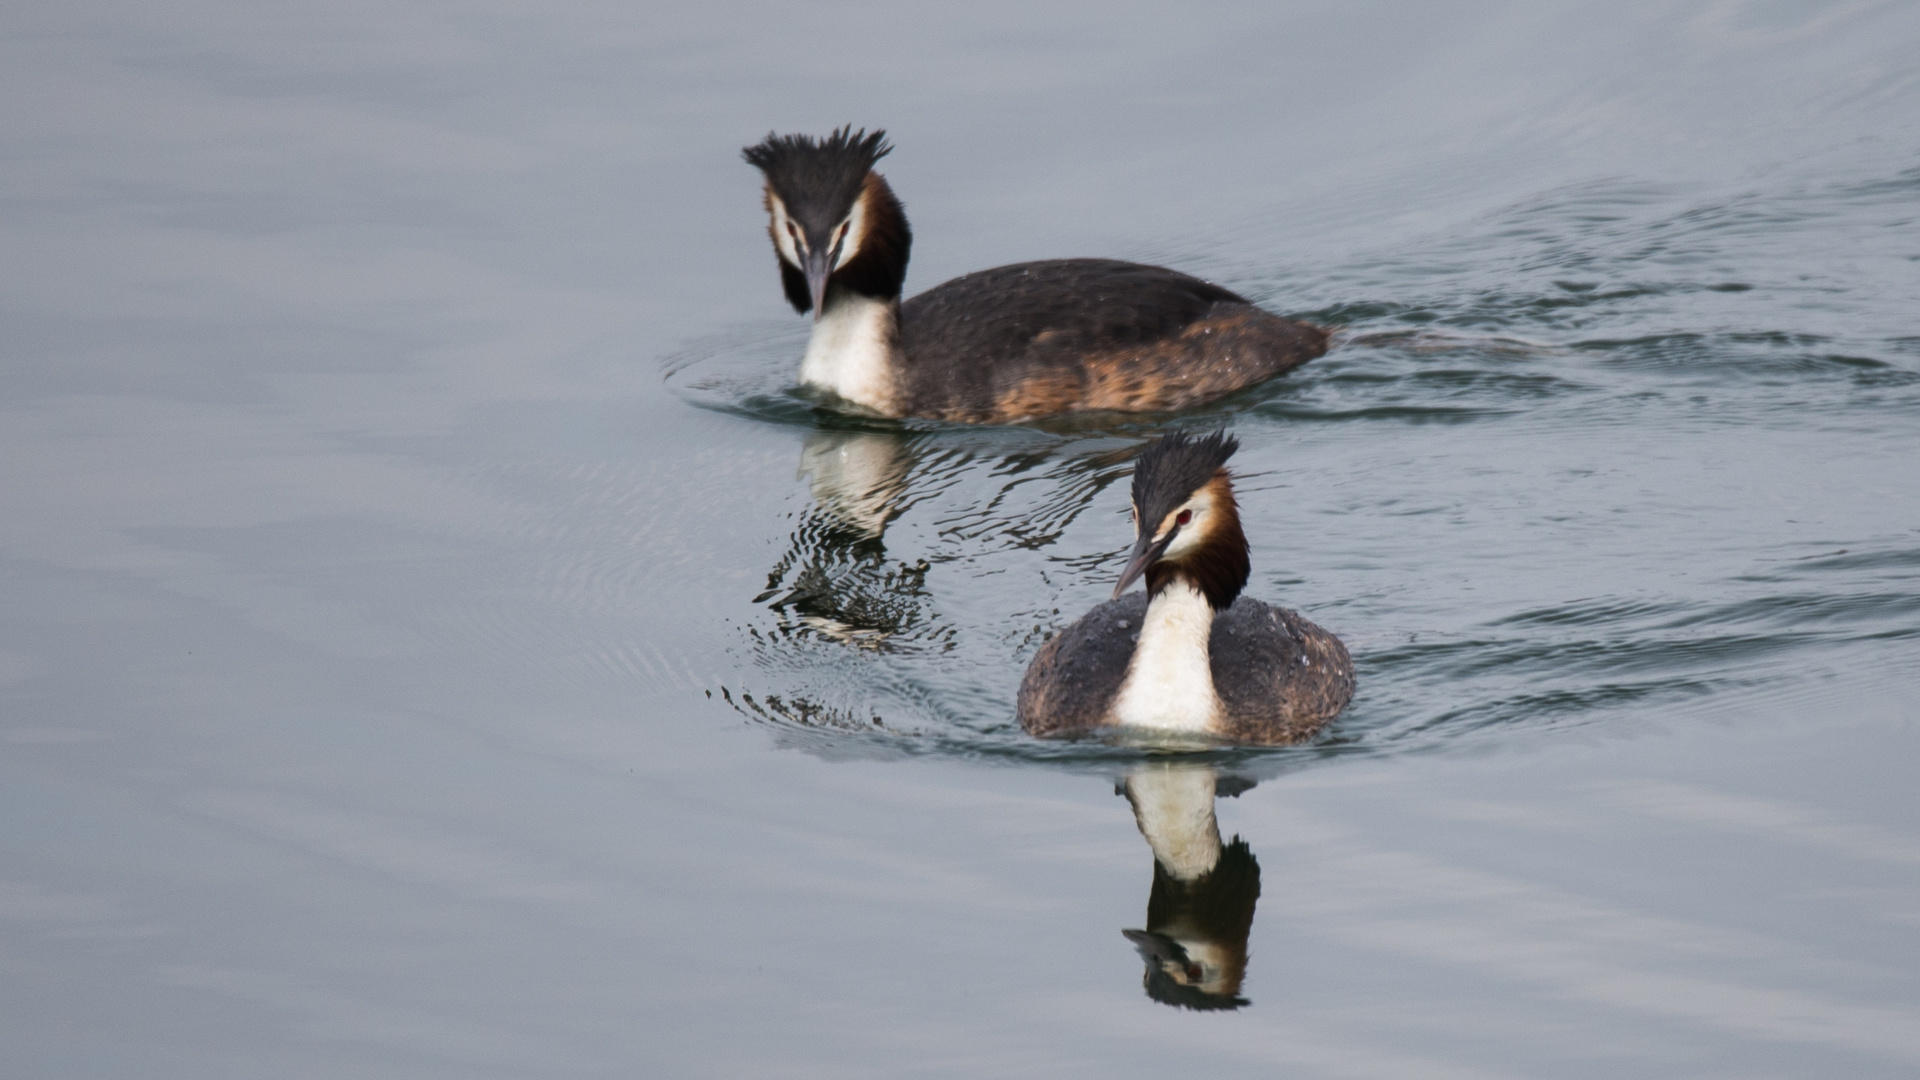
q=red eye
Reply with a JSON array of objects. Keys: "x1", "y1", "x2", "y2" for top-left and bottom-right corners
[{"x1": 1176, "y1": 510, "x2": 1192, "y2": 525}]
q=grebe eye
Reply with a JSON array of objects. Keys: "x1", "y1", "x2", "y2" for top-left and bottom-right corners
[{"x1": 1176, "y1": 509, "x2": 1192, "y2": 526}]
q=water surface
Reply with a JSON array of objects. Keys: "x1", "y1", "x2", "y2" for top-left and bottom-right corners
[{"x1": 4, "y1": 1, "x2": 1919, "y2": 1076}]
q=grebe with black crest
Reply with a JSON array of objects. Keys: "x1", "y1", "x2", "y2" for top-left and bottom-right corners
[
  {"x1": 1018, "y1": 431, "x2": 1353, "y2": 743},
  {"x1": 743, "y1": 128, "x2": 1329, "y2": 423}
]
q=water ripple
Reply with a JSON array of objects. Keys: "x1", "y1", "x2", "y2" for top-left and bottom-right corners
[{"x1": 653, "y1": 157, "x2": 1920, "y2": 769}]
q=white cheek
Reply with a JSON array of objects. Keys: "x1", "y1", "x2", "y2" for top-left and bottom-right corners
[
  {"x1": 1158, "y1": 491, "x2": 1216, "y2": 558},
  {"x1": 835, "y1": 193, "x2": 868, "y2": 271},
  {"x1": 1163, "y1": 522, "x2": 1204, "y2": 558},
  {"x1": 768, "y1": 194, "x2": 804, "y2": 268}
]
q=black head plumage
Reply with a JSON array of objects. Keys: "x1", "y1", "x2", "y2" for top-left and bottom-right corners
[
  {"x1": 1131, "y1": 429, "x2": 1239, "y2": 530},
  {"x1": 1125, "y1": 836, "x2": 1260, "y2": 1010},
  {"x1": 1119, "y1": 430, "x2": 1249, "y2": 610},
  {"x1": 742, "y1": 126, "x2": 891, "y2": 231}
]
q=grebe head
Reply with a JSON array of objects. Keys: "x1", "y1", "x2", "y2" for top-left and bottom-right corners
[
  {"x1": 1114, "y1": 430, "x2": 1251, "y2": 610},
  {"x1": 743, "y1": 126, "x2": 910, "y2": 317}
]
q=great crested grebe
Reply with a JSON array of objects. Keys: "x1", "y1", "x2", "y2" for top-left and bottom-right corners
[
  {"x1": 1018, "y1": 431, "x2": 1353, "y2": 743},
  {"x1": 743, "y1": 128, "x2": 1329, "y2": 423}
]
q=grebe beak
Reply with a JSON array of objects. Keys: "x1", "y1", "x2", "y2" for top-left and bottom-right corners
[
  {"x1": 1122, "y1": 928, "x2": 1189, "y2": 966},
  {"x1": 1113, "y1": 529, "x2": 1176, "y2": 599},
  {"x1": 803, "y1": 239, "x2": 843, "y2": 319}
]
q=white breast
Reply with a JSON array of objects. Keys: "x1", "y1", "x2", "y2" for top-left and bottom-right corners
[
  {"x1": 799, "y1": 294, "x2": 899, "y2": 413},
  {"x1": 1111, "y1": 580, "x2": 1222, "y2": 734}
]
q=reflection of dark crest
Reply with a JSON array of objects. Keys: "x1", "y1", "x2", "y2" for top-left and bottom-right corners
[
  {"x1": 1126, "y1": 840, "x2": 1261, "y2": 1010},
  {"x1": 1120, "y1": 766, "x2": 1262, "y2": 1010}
]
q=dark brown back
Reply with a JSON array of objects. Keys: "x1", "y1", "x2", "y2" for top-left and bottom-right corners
[
  {"x1": 898, "y1": 259, "x2": 1327, "y2": 422},
  {"x1": 1210, "y1": 598, "x2": 1354, "y2": 743}
]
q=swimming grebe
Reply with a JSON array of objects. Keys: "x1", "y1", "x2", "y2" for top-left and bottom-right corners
[
  {"x1": 743, "y1": 128, "x2": 1329, "y2": 423},
  {"x1": 1018, "y1": 431, "x2": 1353, "y2": 743}
]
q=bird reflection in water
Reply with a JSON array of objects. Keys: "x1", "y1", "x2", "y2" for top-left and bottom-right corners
[
  {"x1": 1120, "y1": 763, "x2": 1261, "y2": 1010},
  {"x1": 754, "y1": 428, "x2": 930, "y2": 648}
]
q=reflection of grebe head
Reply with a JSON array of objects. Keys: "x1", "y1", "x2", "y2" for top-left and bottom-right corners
[{"x1": 1123, "y1": 837, "x2": 1261, "y2": 1009}]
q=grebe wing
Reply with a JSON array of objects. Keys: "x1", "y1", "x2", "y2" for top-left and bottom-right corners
[
  {"x1": 1018, "y1": 592, "x2": 1150, "y2": 737},
  {"x1": 897, "y1": 259, "x2": 1325, "y2": 421},
  {"x1": 1209, "y1": 598, "x2": 1354, "y2": 744}
]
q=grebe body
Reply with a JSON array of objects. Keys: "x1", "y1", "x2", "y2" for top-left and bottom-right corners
[
  {"x1": 1018, "y1": 431, "x2": 1353, "y2": 744},
  {"x1": 744, "y1": 129, "x2": 1328, "y2": 424}
]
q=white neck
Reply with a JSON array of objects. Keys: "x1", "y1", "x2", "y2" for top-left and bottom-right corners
[
  {"x1": 1124, "y1": 767, "x2": 1223, "y2": 881},
  {"x1": 1111, "y1": 578, "x2": 1222, "y2": 734},
  {"x1": 799, "y1": 293, "x2": 900, "y2": 414}
]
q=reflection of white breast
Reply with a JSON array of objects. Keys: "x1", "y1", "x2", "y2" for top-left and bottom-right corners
[
  {"x1": 1124, "y1": 766, "x2": 1222, "y2": 881},
  {"x1": 797, "y1": 430, "x2": 910, "y2": 538},
  {"x1": 799, "y1": 295, "x2": 898, "y2": 412},
  {"x1": 1112, "y1": 580, "x2": 1222, "y2": 734}
]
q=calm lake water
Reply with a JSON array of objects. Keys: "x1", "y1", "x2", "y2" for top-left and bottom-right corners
[{"x1": 5, "y1": 1, "x2": 1919, "y2": 1075}]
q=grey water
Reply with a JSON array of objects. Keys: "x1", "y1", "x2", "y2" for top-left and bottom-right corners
[{"x1": 4, "y1": 1, "x2": 1920, "y2": 1075}]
